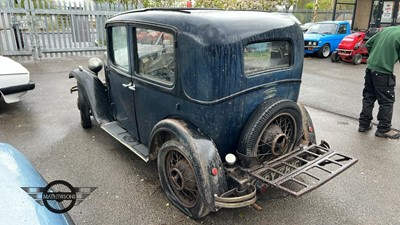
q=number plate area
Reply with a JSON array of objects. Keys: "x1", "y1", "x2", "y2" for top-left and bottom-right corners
[{"x1": 248, "y1": 145, "x2": 358, "y2": 197}]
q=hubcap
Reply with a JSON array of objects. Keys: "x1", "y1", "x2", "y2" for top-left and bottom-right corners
[
  {"x1": 256, "y1": 113, "x2": 296, "y2": 163},
  {"x1": 323, "y1": 46, "x2": 330, "y2": 57}
]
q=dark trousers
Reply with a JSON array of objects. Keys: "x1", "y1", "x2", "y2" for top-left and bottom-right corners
[{"x1": 359, "y1": 68, "x2": 396, "y2": 133}]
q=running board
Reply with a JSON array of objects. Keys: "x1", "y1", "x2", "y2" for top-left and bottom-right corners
[
  {"x1": 248, "y1": 145, "x2": 357, "y2": 197},
  {"x1": 101, "y1": 121, "x2": 149, "y2": 162}
]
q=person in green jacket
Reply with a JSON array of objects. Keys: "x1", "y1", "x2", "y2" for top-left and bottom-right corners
[{"x1": 358, "y1": 26, "x2": 400, "y2": 139}]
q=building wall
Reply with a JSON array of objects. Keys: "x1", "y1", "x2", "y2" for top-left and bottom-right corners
[{"x1": 354, "y1": 0, "x2": 373, "y2": 29}]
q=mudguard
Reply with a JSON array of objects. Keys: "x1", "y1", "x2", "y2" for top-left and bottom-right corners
[
  {"x1": 69, "y1": 69, "x2": 113, "y2": 125},
  {"x1": 149, "y1": 118, "x2": 228, "y2": 211},
  {"x1": 298, "y1": 103, "x2": 317, "y2": 145}
]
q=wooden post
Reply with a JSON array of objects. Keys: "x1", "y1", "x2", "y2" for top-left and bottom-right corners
[{"x1": 312, "y1": 0, "x2": 318, "y2": 22}]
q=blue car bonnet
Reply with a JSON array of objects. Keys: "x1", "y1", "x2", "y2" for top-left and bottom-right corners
[{"x1": 0, "y1": 143, "x2": 74, "y2": 225}]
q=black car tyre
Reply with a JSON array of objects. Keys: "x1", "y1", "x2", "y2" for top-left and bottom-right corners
[
  {"x1": 317, "y1": 44, "x2": 331, "y2": 58},
  {"x1": 157, "y1": 140, "x2": 210, "y2": 219},
  {"x1": 330, "y1": 51, "x2": 340, "y2": 62},
  {"x1": 352, "y1": 53, "x2": 362, "y2": 65},
  {"x1": 238, "y1": 98, "x2": 302, "y2": 165},
  {"x1": 78, "y1": 90, "x2": 92, "y2": 129}
]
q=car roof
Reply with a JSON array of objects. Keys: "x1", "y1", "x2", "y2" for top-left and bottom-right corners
[{"x1": 107, "y1": 8, "x2": 298, "y2": 43}]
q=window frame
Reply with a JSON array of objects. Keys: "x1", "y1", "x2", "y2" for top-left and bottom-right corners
[
  {"x1": 107, "y1": 24, "x2": 131, "y2": 75},
  {"x1": 130, "y1": 24, "x2": 178, "y2": 89},
  {"x1": 243, "y1": 39, "x2": 293, "y2": 77}
]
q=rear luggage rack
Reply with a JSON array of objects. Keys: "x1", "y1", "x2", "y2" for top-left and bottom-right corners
[{"x1": 248, "y1": 144, "x2": 357, "y2": 197}]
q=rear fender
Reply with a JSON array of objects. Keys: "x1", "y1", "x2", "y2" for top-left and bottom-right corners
[
  {"x1": 298, "y1": 103, "x2": 317, "y2": 145},
  {"x1": 69, "y1": 69, "x2": 112, "y2": 124},
  {"x1": 149, "y1": 118, "x2": 228, "y2": 211}
]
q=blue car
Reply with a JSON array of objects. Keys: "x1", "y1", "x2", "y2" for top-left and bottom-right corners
[
  {"x1": 304, "y1": 21, "x2": 351, "y2": 58},
  {"x1": 0, "y1": 143, "x2": 74, "y2": 225}
]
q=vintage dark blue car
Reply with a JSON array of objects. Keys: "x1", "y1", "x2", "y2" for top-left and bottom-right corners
[{"x1": 69, "y1": 8, "x2": 357, "y2": 219}]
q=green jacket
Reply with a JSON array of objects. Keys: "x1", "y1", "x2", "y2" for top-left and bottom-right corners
[{"x1": 366, "y1": 26, "x2": 400, "y2": 74}]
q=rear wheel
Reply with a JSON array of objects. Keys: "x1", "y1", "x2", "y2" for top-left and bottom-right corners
[
  {"x1": 317, "y1": 44, "x2": 331, "y2": 58},
  {"x1": 238, "y1": 99, "x2": 302, "y2": 166},
  {"x1": 78, "y1": 90, "x2": 92, "y2": 129},
  {"x1": 157, "y1": 140, "x2": 209, "y2": 219},
  {"x1": 352, "y1": 53, "x2": 362, "y2": 65},
  {"x1": 330, "y1": 51, "x2": 340, "y2": 62}
]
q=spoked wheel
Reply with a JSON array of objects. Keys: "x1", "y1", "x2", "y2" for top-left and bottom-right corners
[
  {"x1": 238, "y1": 99, "x2": 302, "y2": 166},
  {"x1": 158, "y1": 140, "x2": 209, "y2": 219},
  {"x1": 78, "y1": 89, "x2": 92, "y2": 129},
  {"x1": 256, "y1": 113, "x2": 297, "y2": 162}
]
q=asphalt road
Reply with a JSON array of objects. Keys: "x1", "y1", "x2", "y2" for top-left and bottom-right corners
[{"x1": 1, "y1": 56, "x2": 400, "y2": 225}]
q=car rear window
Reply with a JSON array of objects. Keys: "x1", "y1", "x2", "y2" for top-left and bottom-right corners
[{"x1": 244, "y1": 41, "x2": 291, "y2": 76}]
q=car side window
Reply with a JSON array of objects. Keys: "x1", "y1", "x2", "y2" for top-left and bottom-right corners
[
  {"x1": 136, "y1": 28, "x2": 175, "y2": 85},
  {"x1": 338, "y1": 24, "x2": 347, "y2": 34},
  {"x1": 110, "y1": 26, "x2": 129, "y2": 72},
  {"x1": 244, "y1": 41, "x2": 291, "y2": 76}
]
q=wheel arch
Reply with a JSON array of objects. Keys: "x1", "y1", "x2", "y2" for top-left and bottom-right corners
[
  {"x1": 298, "y1": 103, "x2": 317, "y2": 145},
  {"x1": 149, "y1": 118, "x2": 228, "y2": 211},
  {"x1": 69, "y1": 69, "x2": 113, "y2": 124}
]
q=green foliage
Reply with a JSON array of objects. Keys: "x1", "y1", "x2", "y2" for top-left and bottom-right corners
[
  {"x1": 194, "y1": 0, "x2": 278, "y2": 11},
  {"x1": 304, "y1": 2, "x2": 314, "y2": 9},
  {"x1": 296, "y1": 0, "x2": 334, "y2": 10},
  {"x1": 14, "y1": 0, "x2": 55, "y2": 9}
]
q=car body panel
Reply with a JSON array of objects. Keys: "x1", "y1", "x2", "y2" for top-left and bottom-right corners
[
  {"x1": 0, "y1": 143, "x2": 74, "y2": 225},
  {"x1": 103, "y1": 9, "x2": 304, "y2": 157},
  {"x1": 69, "y1": 69, "x2": 113, "y2": 125},
  {"x1": 0, "y1": 56, "x2": 35, "y2": 103}
]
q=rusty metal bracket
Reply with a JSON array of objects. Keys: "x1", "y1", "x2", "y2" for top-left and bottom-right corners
[{"x1": 247, "y1": 144, "x2": 358, "y2": 197}]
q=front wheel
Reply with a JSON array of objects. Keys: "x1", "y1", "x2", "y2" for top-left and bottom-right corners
[
  {"x1": 78, "y1": 90, "x2": 92, "y2": 129},
  {"x1": 330, "y1": 51, "x2": 340, "y2": 62},
  {"x1": 317, "y1": 44, "x2": 331, "y2": 58},
  {"x1": 157, "y1": 140, "x2": 210, "y2": 219}
]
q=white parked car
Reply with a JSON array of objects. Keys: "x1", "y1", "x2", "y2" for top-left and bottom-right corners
[{"x1": 0, "y1": 56, "x2": 35, "y2": 103}]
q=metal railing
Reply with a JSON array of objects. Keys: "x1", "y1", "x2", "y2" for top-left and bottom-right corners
[
  {"x1": 0, "y1": 0, "x2": 137, "y2": 61},
  {"x1": 0, "y1": 2, "x2": 353, "y2": 61}
]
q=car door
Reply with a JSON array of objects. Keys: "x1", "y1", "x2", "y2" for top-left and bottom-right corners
[
  {"x1": 332, "y1": 23, "x2": 348, "y2": 50},
  {"x1": 107, "y1": 25, "x2": 139, "y2": 138},
  {"x1": 131, "y1": 26, "x2": 179, "y2": 145}
]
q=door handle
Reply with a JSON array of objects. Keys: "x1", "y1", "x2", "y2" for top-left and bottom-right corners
[
  {"x1": 128, "y1": 83, "x2": 136, "y2": 91},
  {"x1": 122, "y1": 82, "x2": 132, "y2": 87},
  {"x1": 122, "y1": 82, "x2": 135, "y2": 91}
]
